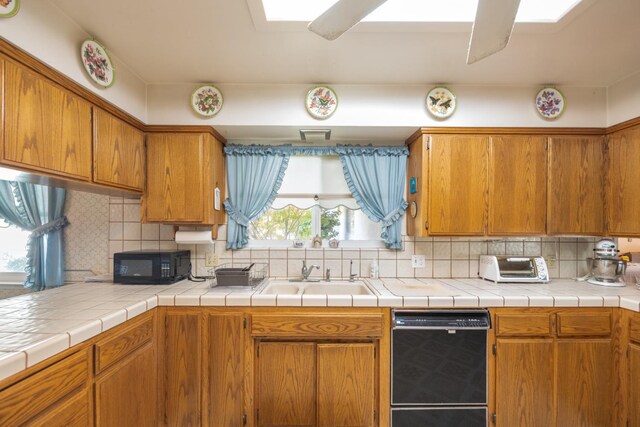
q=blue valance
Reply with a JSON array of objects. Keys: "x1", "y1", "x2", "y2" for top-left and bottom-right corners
[{"x1": 224, "y1": 144, "x2": 409, "y2": 157}]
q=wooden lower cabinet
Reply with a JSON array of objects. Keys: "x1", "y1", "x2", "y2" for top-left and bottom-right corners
[
  {"x1": 556, "y1": 340, "x2": 613, "y2": 427},
  {"x1": 95, "y1": 343, "x2": 157, "y2": 427},
  {"x1": 0, "y1": 348, "x2": 90, "y2": 426},
  {"x1": 256, "y1": 341, "x2": 376, "y2": 427},
  {"x1": 162, "y1": 311, "x2": 203, "y2": 426},
  {"x1": 629, "y1": 344, "x2": 640, "y2": 427},
  {"x1": 257, "y1": 342, "x2": 317, "y2": 427},
  {"x1": 206, "y1": 313, "x2": 246, "y2": 427},
  {"x1": 28, "y1": 389, "x2": 92, "y2": 427},
  {"x1": 317, "y1": 343, "x2": 375, "y2": 427},
  {"x1": 495, "y1": 339, "x2": 554, "y2": 426},
  {"x1": 493, "y1": 308, "x2": 617, "y2": 427}
]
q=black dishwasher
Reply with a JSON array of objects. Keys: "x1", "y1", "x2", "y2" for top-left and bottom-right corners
[{"x1": 391, "y1": 310, "x2": 490, "y2": 427}]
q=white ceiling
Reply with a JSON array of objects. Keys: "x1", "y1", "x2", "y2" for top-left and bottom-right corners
[{"x1": 53, "y1": 0, "x2": 640, "y2": 87}]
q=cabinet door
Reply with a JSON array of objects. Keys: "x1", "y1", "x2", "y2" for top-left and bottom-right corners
[
  {"x1": 95, "y1": 343, "x2": 157, "y2": 427},
  {"x1": 317, "y1": 343, "x2": 375, "y2": 427},
  {"x1": 3, "y1": 60, "x2": 92, "y2": 180},
  {"x1": 607, "y1": 126, "x2": 640, "y2": 236},
  {"x1": 206, "y1": 313, "x2": 245, "y2": 427},
  {"x1": 556, "y1": 340, "x2": 613, "y2": 427},
  {"x1": 629, "y1": 343, "x2": 640, "y2": 427},
  {"x1": 548, "y1": 136, "x2": 605, "y2": 235},
  {"x1": 93, "y1": 109, "x2": 145, "y2": 191},
  {"x1": 257, "y1": 342, "x2": 316, "y2": 427},
  {"x1": 146, "y1": 133, "x2": 204, "y2": 222},
  {"x1": 28, "y1": 389, "x2": 91, "y2": 427},
  {"x1": 163, "y1": 312, "x2": 202, "y2": 426},
  {"x1": 488, "y1": 136, "x2": 547, "y2": 235},
  {"x1": 495, "y1": 339, "x2": 554, "y2": 427},
  {"x1": 428, "y1": 135, "x2": 488, "y2": 235}
]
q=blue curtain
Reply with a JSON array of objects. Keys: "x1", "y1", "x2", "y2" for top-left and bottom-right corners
[
  {"x1": 224, "y1": 147, "x2": 290, "y2": 249},
  {"x1": 0, "y1": 181, "x2": 68, "y2": 290},
  {"x1": 339, "y1": 148, "x2": 408, "y2": 249}
]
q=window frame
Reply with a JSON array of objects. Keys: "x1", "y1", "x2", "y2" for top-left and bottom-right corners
[{"x1": 0, "y1": 272, "x2": 26, "y2": 285}]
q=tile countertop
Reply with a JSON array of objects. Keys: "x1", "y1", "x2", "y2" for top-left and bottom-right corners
[{"x1": 0, "y1": 277, "x2": 640, "y2": 381}]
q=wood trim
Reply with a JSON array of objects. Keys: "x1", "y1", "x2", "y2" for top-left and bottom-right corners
[
  {"x1": 405, "y1": 126, "x2": 607, "y2": 144},
  {"x1": 606, "y1": 116, "x2": 640, "y2": 134},
  {"x1": 145, "y1": 124, "x2": 226, "y2": 144}
]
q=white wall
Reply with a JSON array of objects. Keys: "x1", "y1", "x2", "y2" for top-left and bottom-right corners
[
  {"x1": 607, "y1": 71, "x2": 640, "y2": 126},
  {"x1": 0, "y1": 0, "x2": 147, "y2": 121},
  {"x1": 147, "y1": 83, "x2": 607, "y2": 141}
]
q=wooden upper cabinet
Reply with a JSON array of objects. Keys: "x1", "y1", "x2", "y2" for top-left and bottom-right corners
[
  {"x1": 2, "y1": 59, "x2": 92, "y2": 181},
  {"x1": 145, "y1": 133, "x2": 205, "y2": 223},
  {"x1": 488, "y1": 136, "x2": 547, "y2": 235},
  {"x1": 607, "y1": 125, "x2": 640, "y2": 236},
  {"x1": 406, "y1": 135, "x2": 429, "y2": 237},
  {"x1": 93, "y1": 109, "x2": 145, "y2": 192},
  {"x1": 144, "y1": 132, "x2": 225, "y2": 224},
  {"x1": 548, "y1": 136, "x2": 606, "y2": 235},
  {"x1": 428, "y1": 135, "x2": 488, "y2": 235}
]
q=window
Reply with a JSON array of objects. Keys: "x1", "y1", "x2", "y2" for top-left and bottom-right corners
[
  {"x1": 0, "y1": 220, "x2": 29, "y2": 283},
  {"x1": 249, "y1": 156, "x2": 381, "y2": 246},
  {"x1": 261, "y1": 0, "x2": 584, "y2": 24}
]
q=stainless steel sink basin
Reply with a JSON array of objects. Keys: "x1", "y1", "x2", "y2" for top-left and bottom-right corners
[{"x1": 260, "y1": 280, "x2": 373, "y2": 296}]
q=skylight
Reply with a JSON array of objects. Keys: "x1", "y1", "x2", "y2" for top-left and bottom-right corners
[{"x1": 262, "y1": 0, "x2": 584, "y2": 24}]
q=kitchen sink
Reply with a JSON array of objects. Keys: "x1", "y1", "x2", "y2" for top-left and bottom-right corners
[{"x1": 259, "y1": 280, "x2": 373, "y2": 296}]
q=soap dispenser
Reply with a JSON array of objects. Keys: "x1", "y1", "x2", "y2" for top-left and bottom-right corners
[{"x1": 370, "y1": 259, "x2": 379, "y2": 279}]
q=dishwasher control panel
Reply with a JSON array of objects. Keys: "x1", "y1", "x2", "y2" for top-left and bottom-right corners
[{"x1": 392, "y1": 310, "x2": 491, "y2": 330}]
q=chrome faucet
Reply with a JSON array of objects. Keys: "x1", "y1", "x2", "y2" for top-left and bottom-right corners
[{"x1": 301, "y1": 260, "x2": 320, "y2": 281}]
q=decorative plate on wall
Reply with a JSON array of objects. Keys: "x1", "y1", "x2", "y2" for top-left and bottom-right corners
[
  {"x1": 191, "y1": 85, "x2": 224, "y2": 117},
  {"x1": 80, "y1": 39, "x2": 115, "y2": 88},
  {"x1": 0, "y1": 0, "x2": 19, "y2": 18},
  {"x1": 305, "y1": 86, "x2": 338, "y2": 120},
  {"x1": 535, "y1": 87, "x2": 565, "y2": 120},
  {"x1": 426, "y1": 86, "x2": 456, "y2": 119}
]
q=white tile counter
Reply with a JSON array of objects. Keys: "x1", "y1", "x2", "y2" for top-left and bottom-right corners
[{"x1": 0, "y1": 277, "x2": 639, "y2": 381}]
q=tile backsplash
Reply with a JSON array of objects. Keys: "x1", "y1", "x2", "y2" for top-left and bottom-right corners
[{"x1": 64, "y1": 190, "x2": 596, "y2": 281}]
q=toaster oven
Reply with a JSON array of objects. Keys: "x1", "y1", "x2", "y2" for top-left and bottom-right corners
[{"x1": 479, "y1": 255, "x2": 549, "y2": 283}]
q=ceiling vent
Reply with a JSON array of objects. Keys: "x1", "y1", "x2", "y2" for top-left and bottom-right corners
[{"x1": 299, "y1": 129, "x2": 331, "y2": 143}]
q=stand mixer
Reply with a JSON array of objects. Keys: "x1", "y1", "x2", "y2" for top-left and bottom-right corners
[{"x1": 585, "y1": 239, "x2": 627, "y2": 287}]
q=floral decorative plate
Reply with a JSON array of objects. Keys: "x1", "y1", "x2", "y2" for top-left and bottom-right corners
[
  {"x1": 426, "y1": 86, "x2": 456, "y2": 119},
  {"x1": 535, "y1": 87, "x2": 565, "y2": 120},
  {"x1": 80, "y1": 39, "x2": 114, "y2": 88},
  {"x1": 305, "y1": 86, "x2": 338, "y2": 120},
  {"x1": 191, "y1": 85, "x2": 224, "y2": 117},
  {"x1": 0, "y1": 0, "x2": 20, "y2": 18}
]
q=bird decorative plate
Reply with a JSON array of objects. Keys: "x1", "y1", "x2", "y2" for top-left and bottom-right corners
[
  {"x1": 426, "y1": 86, "x2": 456, "y2": 119},
  {"x1": 191, "y1": 85, "x2": 224, "y2": 117},
  {"x1": 535, "y1": 87, "x2": 565, "y2": 120},
  {"x1": 305, "y1": 86, "x2": 338, "y2": 120},
  {"x1": 0, "y1": 0, "x2": 19, "y2": 18},
  {"x1": 80, "y1": 39, "x2": 115, "y2": 88}
]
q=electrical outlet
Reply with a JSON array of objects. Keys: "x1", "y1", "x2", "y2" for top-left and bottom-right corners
[
  {"x1": 546, "y1": 255, "x2": 557, "y2": 269},
  {"x1": 205, "y1": 251, "x2": 219, "y2": 267},
  {"x1": 411, "y1": 255, "x2": 425, "y2": 268}
]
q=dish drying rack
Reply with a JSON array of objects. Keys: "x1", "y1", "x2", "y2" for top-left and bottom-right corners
[{"x1": 209, "y1": 263, "x2": 267, "y2": 288}]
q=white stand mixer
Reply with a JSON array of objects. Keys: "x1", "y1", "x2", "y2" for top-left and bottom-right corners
[{"x1": 581, "y1": 239, "x2": 627, "y2": 287}]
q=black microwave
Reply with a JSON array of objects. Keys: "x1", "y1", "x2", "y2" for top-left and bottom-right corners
[{"x1": 113, "y1": 250, "x2": 191, "y2": 284}]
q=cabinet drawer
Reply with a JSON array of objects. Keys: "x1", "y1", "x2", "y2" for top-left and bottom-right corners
[
  {"x1": 495, "y1": 313, "x2": 553, "y2": 337},
  {"x1": 0, "y1": 349, "x2": 88, "y2": 426},
  {"x1": 28, "y1": 389, "x2": 90, "y2": 427},
  {"x1": 95, "y1": 314, "x2": 154, "y2": 374},
  {"x1": 251, "y1": 314, "x2": 384, "y2": 338},
  {"x1": 557, "y1": 312, "x2": 611, "y2": 337},
  {"x1": 630, "y1": 317, "x2": 640, "y2": 344}
]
